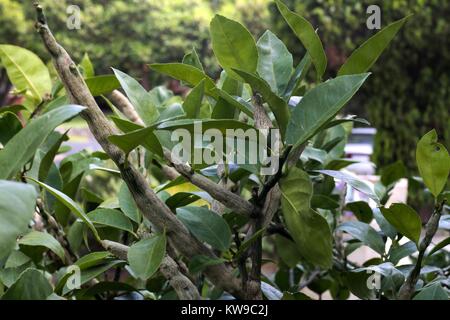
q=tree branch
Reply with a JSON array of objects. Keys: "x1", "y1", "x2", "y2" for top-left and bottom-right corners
[
  {"x1": 33, "y1": 2, "x2": 245, "y2": 299},
  {"x1": 101, "y1": 240, "x2": 200, "y2": 300},
  {"x1": 398, "y1": 200, "x2": 446, "y2": 300},
  {"x1": 108, "y1": 90, "x2": 145, "y2": 126}
]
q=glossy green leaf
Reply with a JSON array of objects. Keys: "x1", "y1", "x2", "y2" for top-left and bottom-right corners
[
  {"x1": 413, "y1": 283, "x2": 448, "y2": 300},
  {"x1": 113, "y1": 68, "x2": 159, "y2": 125},
  {"x1": 188, "y1": 255, "x2": 225, "y2": 274},
  {"x1": 85, "y1": 75, "x2": 120, "y2": 96},
  {"x1": 283, "y1": 53, "x2": 311, "y2": 99},
  {"x1": 337, "y1": 221, "x2": 385, "y2": 255},
  {"x1": 0, "y1": 105, "x2": 84, "y2": 180},
  {"x1": 87, "y1": 208, "x2": 134, "y2": 234},
  {"x1": 157, "y1": 118, "x2": 254, "y2": 135},
  {"x1": 286, "y1": 74, "x2": 370, "y2": 148},
  {"x1": 345, "y1": 201, "x2": 373, "y2": 223},
  {"x1": 338, "y1": 16, "x2": 410, "y2": 76},
  {"x1": 27, "y1": 178, "x2": 100, "y2": 242},
  {"x1": 183, "y1": 80, "x2": 205, "y2": 118},
  {"x1": 182, "y1": 47, "x2": 204, "y2": 72},
  {"x1": 128, "y1": 233, "x2": 166, "y2": 280},
  {"x1": 212, "y1": 88, "x2": 253, "y2": 117},
  {"x1": 389, "y1": 241, "x2": 417, "y2": 265},
  {"x1": 317, "y1": 170, "x2": 380, "y2": 204},
  {"x1": 380, "y1": 160, "x2": 407, "y2": 187},
  {"x1": 118, "y1": 183, "x2": 141, "y2": 223},
  {"x1": 0, "y1": 45, "x2": 51, "y2": 103},
  {"x1": 210, "y1": 14, "x2": 258, "y2": 78},
  {"x1": 108, "y1": 127, "x2": 163, "y2": 157},
  {"x1": 233, "y1": 69, "x2": 289, "y2": 137},
  {"x1": 1, "y1": 269, "x2": 52, "y2": 300},
  {"x1": 176, "y1": 206, "x2": 231, "y2": 251},
  {"x1": 257, "y1": 30, "x2": 293, "y2": 95},
  {"x1": 380, "y1": 203, "x2": 421, "y2": 245},
  {"x1": 416, "y1": 129, "x2": 450, "y2": 197},
  {"x1": 75, "y1": 251, "x2": 114, "y2": 270},
  {"x1": 18, "y1": 231, "x2": 65, "y2": 262},
  {"x1": 80, "y1": 53, "x2": 95, "y2": 78},
  {"x1": 275, "y1": 0, "x2": 327, "y2": 79},
  {"x1": 280, "y1": 167, "x2": 333, "y2": 269},
  {"x1": 149, "y1": 63, "x2": 218, "y2": 98},
  {"x1": 0, "y1": 181, "x2": 37, "y2": 261}
]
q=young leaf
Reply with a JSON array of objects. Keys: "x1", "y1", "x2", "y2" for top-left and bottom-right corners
[
  {"x1": 380, "y1": 203, "x2": 422, "y2": 245},
  {"x1": 0, "y1": 181, "x2": 37, "y2": 261},
  {"x1": 286, "y1": 73, "x2": 370, "y2": 148},
  {"x1": 182, "y1": 47, "x2": 204, "y2": 72},
  {"x1": 118, "y1": 183, "x2": 141, "y2": 223},
  {"x1": 337, "y1": 221, "x2": 385, "y2": 255},
  {"x1": 275, "y1": 0, "x2": 327, "y2": 79},
  {"x1": 0, "y1": 45, "x2": 51, "y2": 103},
  {"x1": 257, "y1": 30, "x2": 293, "y2": 95},
  {"x1": 183, "y1": 79, "x2": 205, "y2": 118},
  {"x1": 128, "y1": 233, "x2": 166, "y2": 280},
  {"x1": 0, "y1": 105, "x2": 84, "y2": 180},
  {"x1": 280, "y1": 167, "x2": 333, "y2": 269},
  {"x1": 232, "y1": 69, "x2": 290, "y2": 137},
  {"x1": 416, "y1": 130, "x2": 450, "y2": 197},
  {"x1": 283, "y1": 53, "x2": 311, "y2": 100},
  {"x1": 317, "y1": 170, "x2": 380, "y2": 204},
  {"x1": 149, "y1": 63, "x2": 218, "y2": 98},
  {"x1": 176, "y1": 207, "x2": 231, "y2": 251},
  {"x1": 113, "y1": 68, "x2": 159, "y2": 125},
  {"x1": 27, "y1": 178, "x2": 100, "y2": 242},
  {"x1": 80, "y1": 53, "x2": 95, "y2": 78},
  {"x1": 87, "y1": 208, "x2": 134, "y2": 235},
  {"x1": 338, "y1": 16, "x2": 410, "y2": 76},
  {"x1": 85, "y1": 75, "x2": 120, "y2": 96},
  {"x1": 18, "y1": 231, "x2": 66, "y2": 262},
  {"x1": 210, "y1": 15, "x2": 258, "y2": 78}
]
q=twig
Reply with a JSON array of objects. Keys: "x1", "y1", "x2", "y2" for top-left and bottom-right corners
[
  {"x1": 108, "y1": 90, "x2": 145, "y2": 126},
  {"x1": 398, "y1": 200, "x2": 446, "y2": 299}
]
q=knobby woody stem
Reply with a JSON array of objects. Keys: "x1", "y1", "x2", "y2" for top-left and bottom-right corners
[
  {"x1": 101, "y1": 240, "x2": 200, "y2": 300},
  {"x1": 398, "y1": 200, "x2": 446, "y2": 300},
  {"x1": 33, "y1": 1, "x2": 248, "y2": 299}
]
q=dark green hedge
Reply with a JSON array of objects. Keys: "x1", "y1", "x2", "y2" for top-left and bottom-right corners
[{"x1": 270, "y1": 0, "x2": 450, "y2": 170}]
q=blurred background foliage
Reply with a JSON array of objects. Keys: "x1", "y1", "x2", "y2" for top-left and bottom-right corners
[{"x1": 0, "y1": 0, "x2": 448, "y2": 174}]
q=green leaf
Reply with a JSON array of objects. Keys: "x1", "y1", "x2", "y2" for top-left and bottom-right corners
[
  {"x1": 283, "y1": 53, "x2": 311, "y2": 99},
  {"x1": 80, "y1": 53, "x2": 95, "y2": 78},
  {"x1": 0, "y1": 105, "x2": 84, "y2": 180},
  {"x1": 275, "y1": 0, "x2": 327, "y2": 79},
  {"x1": 87, "y1": 208, "x2": 134, "y2": 234},
  {"x1": 233, "y1": 69, "x2": 290, "y2": 137},
  {"x1": 149, "y1": 63, "x2": 218, "y2": 98},
  {"x1": 428, "y1": 237, "x2": 450, "y2": 256},
  {"x1": 26, "y1": 178, "x2": 100, "y2": 242},
  {"x1": 113, "y1": 68, "x2": 159, "y2": 125},
  {"x1": 128, "y1": 233, "x2": 166, "y2": 280},
  {"x1": 182, "y1": 47, "x2": 204, "y2": 72},
  {"x1": 183, "y1": 80, "x2": 205, "y2": 118},
  {"x1": 257, "y1": 30, "x2": 293, "y2": 95},
  {"x1": 380, "y1": 161, "x2": 407, "y2": 187},
  {"x1": 85, "y1": 75, "x2": 120, "y2": 96},
  {"x1": 338, "y1": 16, "x2": 410, "y2": 76},
  {"x1": 380, "y1": 203, "x2": 421, "y2": 245},
  {"x1": 157, "y1": 118, "x2": 254, "y2": 135},
  {"x1": 176, "y1": 206, "x2": 231, "y2": 251},
  {"x1": 345, "y1": 201, "x2": 373, "y2": 223},
  {"x1": 416, "y1": 129, "x2": 450, "y2": 197},
  {"x1": 413, "y1": 283, "x2": 448, "y2": 300},
  {"x1": 0, "y1": 181, "x2": 37, "y2": 261},
  {"x1": 286, "y1": 74, "x2": 370, "y2": 148},
  {"x1": 188, "y1": 255, "x2": 225, "y2": 274},
  {"x1": 337, "y1": 221, "x2": 385, "y2": 255},
  {"x1": 0, "y1": 45, "x2": 51, "y2": 103},
  {"x1": 210, "y1": 15, "x2": 258, "y2": 78},
  {"x1": 389, "y1": 241, "x2": 417, "y2": 265},
  {"x1": 118, "y1": 183, "x2": 141, "y2": 223},
  {"x1": 108, "y1": 126, "x2": 163, "y2": 157},
  {"x1": 274, "y1": 235, "x2": 303, "y2": 268},
  {"x1": 279, "y1": 167, "x2": 333, "y2": 269},
  {"x1": 18, "y1": 231, "x2": 65, "y2": 262},
  {"x1": 0, "y1": 112, "x2": 22, "y2": 146},
  {"x1": 212, "y1": 88, "x2": 253, "y2": 117},
  {"x1": 1, "y1": 269, "x2": 52, "y2": 300},
  {"x1": 75, "y1": 251, "x2": 114, "y2": 270},
  {"x1": 317, "y1": 170, "x2": 380, "y2": 204}
]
